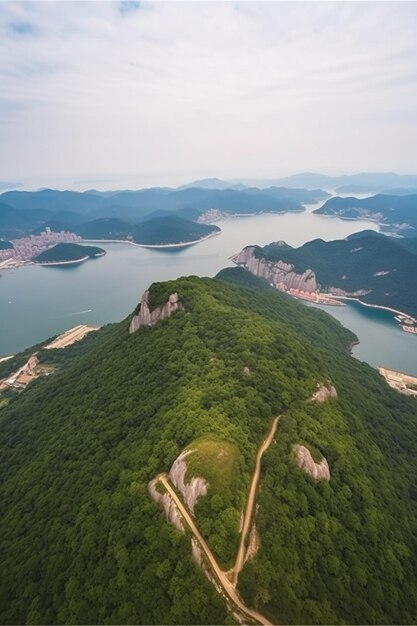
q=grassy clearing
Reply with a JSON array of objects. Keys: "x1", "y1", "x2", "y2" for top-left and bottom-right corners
[{"x1": 184, "y1": 438, "x2": 240, "y2": 495}]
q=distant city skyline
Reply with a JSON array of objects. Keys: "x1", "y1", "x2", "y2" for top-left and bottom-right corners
[{"x1": 1, "y1": 1, "x2": 417, "y2": 190}]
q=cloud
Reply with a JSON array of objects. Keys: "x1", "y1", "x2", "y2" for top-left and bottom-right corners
[
  {"x1": 119, "y1": 2, "x2": 141, "y2": 17},
  {"x1": 9, "y1": 20, "x2": 35, "y2": 35},
  {"x1": 0, "y1": 1, "x2": 417, "y2": 189}
]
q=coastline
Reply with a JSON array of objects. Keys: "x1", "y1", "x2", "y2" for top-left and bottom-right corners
[
  {"x1": 36, "y1": 252, "x2": 106, "y2": 267},
  {"x1": 36, "y1": 256, "x2": 90, "y2": 266},
  {"x1": 83, "y1": 228, "x2": 222, "y2": 249},
  {"x1": 329, "y1": 295, "x2": 417, "y2": 323}
]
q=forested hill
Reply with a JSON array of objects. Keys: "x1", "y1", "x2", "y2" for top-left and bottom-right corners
[
  {"x1": 0, "y1": 185, "x2": 328, "y2": 238},
  {"x1": 131, "y1": 215, "x2": 220, "y2": 245},
  {"x1": 254, "y1": 231, "x2": 417, "y2": 317},
  {"x1": 314, "y1": 193, "x2": 417, "y2": 236},
  {"x1": 33, "y1": 243, "x2": 105, "y2": 264},
  {"x1": 1, "y1": 272, "x2": 417, "y2": 624}
]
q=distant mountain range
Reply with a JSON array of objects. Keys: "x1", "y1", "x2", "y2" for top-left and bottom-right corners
[
  {"x1": 0, "y1": 186, "x2": 328, "y2": 239},
  {"x1": 183, "y1": 172, "x2": 417, "y2": 193},
  {"x1": 234, "y1": 231, "x2": 417, "y2": 318},
  {"x1": 314, "y1": 194, "x2": 417, "y2": 237}
]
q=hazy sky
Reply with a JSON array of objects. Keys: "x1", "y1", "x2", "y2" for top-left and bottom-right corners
[{"x1": 1, "y1": 1, "x2": 417, "y2": 190}]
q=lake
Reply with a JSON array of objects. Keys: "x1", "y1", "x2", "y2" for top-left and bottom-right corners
[{"x1": 1, "y1": 208, "x2": 416, "y2": 375}]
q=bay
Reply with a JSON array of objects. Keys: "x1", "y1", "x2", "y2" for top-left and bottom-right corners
[{"x1": 1, "y1": 208, "x2": 416, "y2": 377}]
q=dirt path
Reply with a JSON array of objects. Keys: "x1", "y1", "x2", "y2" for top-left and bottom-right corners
[
  {"x1": 154, "y1": 416, "x2": 280, "y2": 625},
  {"x1": 158, "y1": 474, "x2": 273, "y2": 625},
  {"x1": 231, "y1": 416, "x2": 280, "y2": 586}
]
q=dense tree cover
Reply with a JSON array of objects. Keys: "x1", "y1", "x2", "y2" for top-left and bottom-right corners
[
  {"x1": 131, "y1": 216, "x2": 220, "y2": 245},
  {"x1": 0, "y1": 184, "x2": 331, "y2": 240},
  {"x1": 74, "y1": 218, "x2": 132, "y2": 240},
  {"x1": 33, "y1": 243, "x2": 105, "y2": 263},
  {"x1": 1, "y1": 272, "x2": 417, "y2": 624},
  {"x1": 254, "y1": 231, "x2": 417, "y2": 318},
  {"x1": 314, "y1": 193, "x2": 417, "y2": 236}
]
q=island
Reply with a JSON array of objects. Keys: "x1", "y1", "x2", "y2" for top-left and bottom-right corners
[
  {"x1": 130, "y1": 215, "x2": 221, "y2": 247},
  {"x1": 33, "y1": 242, "x2": 106, "y2": 265}
]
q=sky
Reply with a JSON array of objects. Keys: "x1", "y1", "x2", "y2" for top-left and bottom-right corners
[{"x1": 1, "y1": 1, "x2": 417, "y2": 190}]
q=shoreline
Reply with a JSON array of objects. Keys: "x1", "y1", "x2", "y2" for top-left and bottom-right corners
[
  {"x1": 36, "y1": 256, "x2": 90, "y2": 266},
  {"x1": 329, "y1": 295, "x2": 417, "y2": 323},
  {"x1": 36, "y1": 252, "x2": 106, "y2": 267},
  {"x1": 0, "y1": 355, "x2": 14, "y2": 363},
  {"x1": 83, "y1": 228, "x2": 222, "y2": 249}
]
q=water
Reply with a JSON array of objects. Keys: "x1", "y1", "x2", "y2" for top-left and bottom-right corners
[
  {"x1": 1, "y1": 208, "x2": 416, "y2": 376},
  {"x1": 305, "y1": 300, "x2": 417, "y2": 376}
]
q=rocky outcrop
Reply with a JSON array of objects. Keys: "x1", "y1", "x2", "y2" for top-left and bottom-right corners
[
  {"x1": 231, "y1": 246, "x2": 373, "y2": 298},
  {"x1": 148, "y1": 479, "x2": 184, "y2": 532},
  {"x1": 231, "y1": 246, "x2": 318, "y2": 293},
  {"x1": 129, "y1": 290, "x2": 184, "y2": 334},
  {"x1": 169, "y1": 450, "x2": 208, "y2": 514},
  {"x1": 245, "y1": 522, "x2": 260, "y2": 563},
  {"x1": 293, "y1": 445, "x2": 330, "y2": 481},
  {"x1": 312, "y1": 383, "x2": 337, "y2": 402}
]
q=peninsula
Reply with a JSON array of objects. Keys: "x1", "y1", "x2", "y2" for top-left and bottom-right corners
[
  {"x1": 231, "y1": 230, "x2": 417, "y2": 327},
  {"x1": 314, "y1": 193, "x2": 417, "y2": 237}
]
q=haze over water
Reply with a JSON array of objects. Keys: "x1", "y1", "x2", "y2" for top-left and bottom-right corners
[{"x1": 1, "y1": 208, "x2": 416, "y2": 376}]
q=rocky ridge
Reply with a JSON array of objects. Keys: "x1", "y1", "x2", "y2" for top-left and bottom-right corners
[
  {"x1": 231, "y1": 246, "x2": 371, "y2": 297},
  {"x1": 129, "y1": 290, "x2": 184, "y2": 334},
  {"x1": 231, "y1": 246, "x2": 318, "y2": 293}
]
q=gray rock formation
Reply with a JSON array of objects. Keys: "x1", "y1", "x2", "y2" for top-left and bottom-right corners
[
  {"x1": 169, "y1": 450, "x2": 208, "y2": 514},
  {"x1": 312, "y1": 384, "x2": 338, "y2": 402},
  {"x1": 148, "y1": 479, "x2": 184, "y2": 532},
  {"x1": 129, "y1": 290, "x2": 184, "y2": 334},
  {"x1": 231, "y1": 246, "x2": 318, "y2": 293},
  {"x1": 293, "y1": 445, "x2": 330, "y2": 481},
  {"x1": 231, "y1": 246, "x2": 373, "y2": 298}
]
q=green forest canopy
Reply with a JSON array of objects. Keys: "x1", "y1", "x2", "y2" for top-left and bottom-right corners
[{"x1": 1, "y1": 269, "x2": 417, "y2": 624}]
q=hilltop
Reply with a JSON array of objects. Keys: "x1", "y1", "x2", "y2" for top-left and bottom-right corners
[
  {"x1": 131, "y1": 215, "x2": 220, "y2": 246},
  {"x1": 1, "y1": 271, "x2": 417, "y2": 624}
]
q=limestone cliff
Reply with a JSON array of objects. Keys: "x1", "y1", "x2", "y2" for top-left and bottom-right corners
[
  {"x1": 129, "y1": 290, "x2": 184, "y2": 334},
  {"x1": 148, "y1": 479, "x2": 184, "y2": 532},
  {"x1": 231, "y1": 246, "x2": 318, "y2": 293},
  {"x1": 169, "y1": 450, "x2": 208, "y2": 514},
  {"x1": 293, "y1": 445, "x2": 330, "y2": 481}
]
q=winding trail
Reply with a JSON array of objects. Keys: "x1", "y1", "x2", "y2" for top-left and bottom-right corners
[
  {"x1": 159, "y1": 475, "x2": 273, "y2": 625},
  {"x1": 231, "y1": 416, "x2": 280, "y2": 586},
  {"x1": 154, "y1": 416, "x2": 280, "y2": 625}
]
